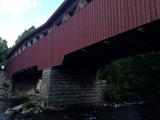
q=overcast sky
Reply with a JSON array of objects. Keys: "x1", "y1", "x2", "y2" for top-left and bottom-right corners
[{"x1": 0, "y1": 0, "x2": 64, "y2": 47}]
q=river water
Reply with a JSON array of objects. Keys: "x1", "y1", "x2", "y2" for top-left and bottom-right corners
[
  {"x1": 0, "y1": 100, "x2": 10, "y2": 120},
  {"x1": 0, "y1": 101, "x2": 160, "y2": 120}
]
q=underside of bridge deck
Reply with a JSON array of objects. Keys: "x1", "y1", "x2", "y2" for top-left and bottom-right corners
[
  {"x1": 62, "y1": 20, "x2": 160, "y2": 69},
  {"x1": 12, "y1": 67, "x2": 42, "y2": 97}
]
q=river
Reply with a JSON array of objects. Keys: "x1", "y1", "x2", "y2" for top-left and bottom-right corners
[
  {"x1": 0, "y1": 100, "x2": 10, "y2": 120},
  {"x1": 0, "y1": 101, "x2": 160, "y2": 120}
]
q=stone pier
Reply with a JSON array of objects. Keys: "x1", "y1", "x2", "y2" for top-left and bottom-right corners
[{"x1": 39, "y1": 67, "x2": 105, "y2": 107}]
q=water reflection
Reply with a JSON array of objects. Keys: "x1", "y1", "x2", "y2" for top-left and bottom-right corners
[
  {"x1": 0, "y1": 100, "x2": 9, "y2": 113},
  {"x1": 0, "y1": 100, "x2": 10, "y2": 120}
]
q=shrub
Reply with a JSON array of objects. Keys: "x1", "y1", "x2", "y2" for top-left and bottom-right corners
[
  {"x1": 23, "y1": 100, "x2": 35, "y2": 109},
  {"x1": 97, "y1": 51, "x2": 160, "y2": 102}
]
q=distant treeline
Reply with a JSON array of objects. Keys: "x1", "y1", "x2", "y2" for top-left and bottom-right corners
[
  {"x1": 0, "y1": 37, "x2": 8, "y2": 70},
  {"x1": 0, "y1": 26, "x2": 35, "y2": 70}
]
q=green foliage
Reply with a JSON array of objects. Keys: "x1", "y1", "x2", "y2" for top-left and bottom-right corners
[
  {"x1": 98, "y1": 52, "x2": 160, "y2": 102},
  {"x1": 15, "y1": 26, "x2": 35, "y2": 45},
  {"x1": 23, "y1": 100, "x2": 36, "y2": 109},
  {"x1": 0, "y1": 37, "x2": 8, "y2": 69},
  {"x1": 0, "y1": 26, "x2": 35, "y2": 70}
]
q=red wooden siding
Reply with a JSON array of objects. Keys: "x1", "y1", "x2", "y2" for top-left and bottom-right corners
[{"x1": 7, "y1": 0, "x2": 160, "y2": 79}]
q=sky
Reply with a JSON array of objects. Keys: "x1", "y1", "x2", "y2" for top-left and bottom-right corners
[{"x1": 0, "y1": 0, "x2": 64, "y2": 47}]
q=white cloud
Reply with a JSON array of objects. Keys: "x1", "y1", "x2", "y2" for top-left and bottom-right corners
[
  {"x1": 0, "y1": 0, "x2": 42, "y2": 47},
  {"x1": 0, "y1": 0, "x2": 64, "y2": 47},
  {"x1": 0, "y1": 19, "x2": 32, "y2": 47},
  {"x1": 0, "y1": 0, "x2": 41, "y2": 16}
]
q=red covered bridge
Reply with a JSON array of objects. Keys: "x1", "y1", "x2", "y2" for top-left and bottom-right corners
[
  {"x1": 6, "y1": 0, "x2": 160, "y2": 106},
  {"x1": 7, "y1": 0, "x2": 160, "y2": 79}
]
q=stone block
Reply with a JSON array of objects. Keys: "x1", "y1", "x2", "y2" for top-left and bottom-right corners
[{"x1": 39, "y1": 67, "x2": 105, "y2": 107}]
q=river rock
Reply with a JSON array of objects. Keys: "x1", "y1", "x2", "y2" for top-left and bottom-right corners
[
  {"x1": 89, "y1": 116, "x2": 97, "y2": 120},
  {"x1": 12, "y1": 104, "x2": 23, "y2": 112},
  {"x1": 20, "y1": 107, "x2": 43, "y2": 114},
  {"x1": 5, "y1": 104, "x2": 23, "y2": 115},
  {"x1": 34, "y1": 107, "x2": 43, "y2": 114},
  {"x1": 21, "y1": 108, "x2": 33, "y2": 114},
  {"x1": 5, "y1": 105, "x2": 23, "y2": 115},
  {"x1": 5, "y1": 108, "x2": 15, "y2": 115}
]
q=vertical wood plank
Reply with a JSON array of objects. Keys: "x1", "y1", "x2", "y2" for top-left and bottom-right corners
[
  {"x1": 128, "y1": 0, "x2": 133, "y2": 29},
  {"x1": 135, "y1": 0, "x2": 142, "y2": 26},
  {"x1": 117, "y1": 0, "x2": 122, "y2": 34},
  {"x1": 131, "y1": 0, "x2": 137, "y2": 27},
  {"x1": 145, "y1": 0, "x2": 151, "y2": 23},
  {"x1": 149, "y1": 0, "x2": 157, "y2": 20},
  {"x1": 155, "y1": 0, "x2": 160, "y2": 18},
  {"x1": 140, "y1": 0, "x2": 147, "y2": 25}
]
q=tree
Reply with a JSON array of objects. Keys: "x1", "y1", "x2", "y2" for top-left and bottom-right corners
[
  {"x1": 0, "y1": 37, "x2": 8, "y2": 69},
  {"x1": 15, "y1": 26, "x2": 36, "y2": 45}
]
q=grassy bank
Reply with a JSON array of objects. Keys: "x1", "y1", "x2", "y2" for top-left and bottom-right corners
[{"x1": 98, "y1": 52, "x2": 160, "y2": 102}]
